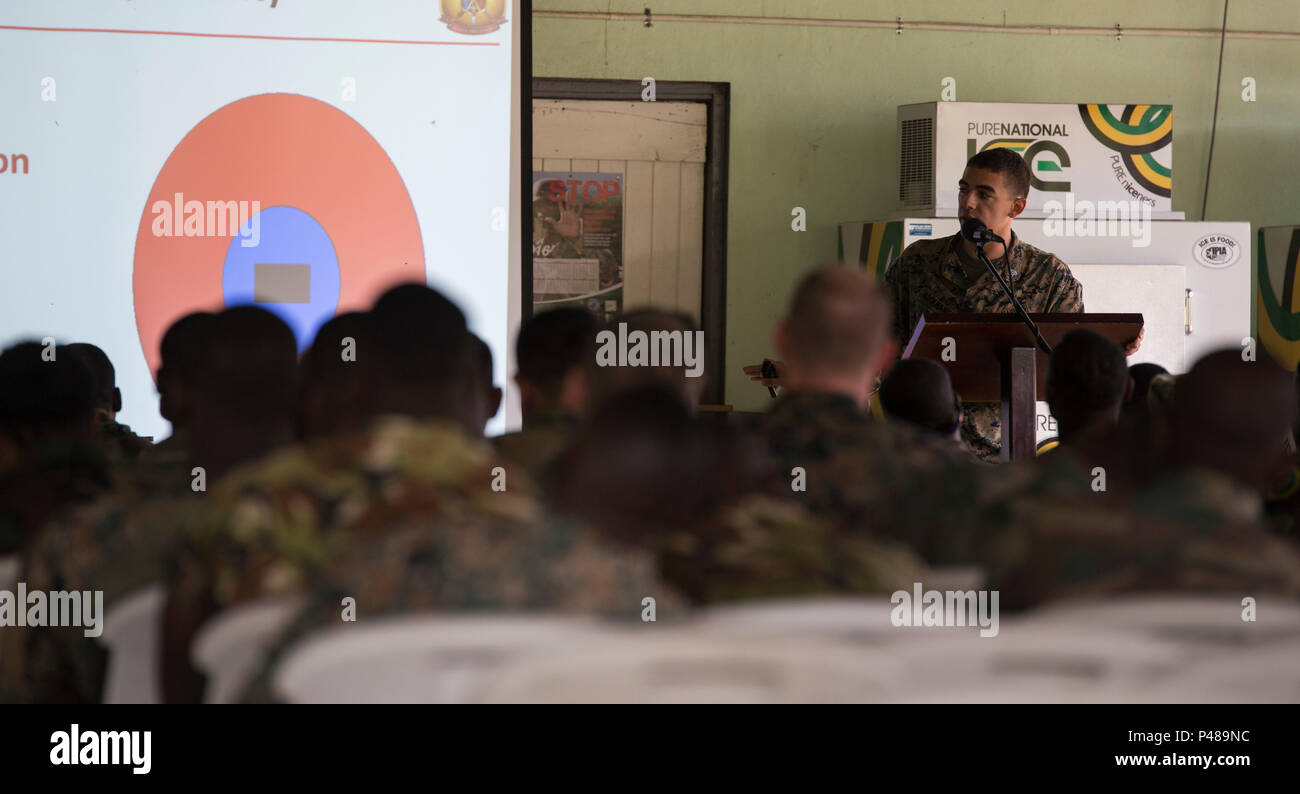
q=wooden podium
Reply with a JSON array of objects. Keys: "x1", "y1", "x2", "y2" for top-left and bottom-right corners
[{"x1": 902, "y1": 313, "x2": 1143, "y2": 461}]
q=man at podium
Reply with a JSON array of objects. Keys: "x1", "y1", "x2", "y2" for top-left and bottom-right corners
[{"x1": 882, "y1": 148, "x2": 1084, "y2": 461}]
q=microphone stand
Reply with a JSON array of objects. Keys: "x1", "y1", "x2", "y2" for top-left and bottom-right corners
[{"x1": 973, "y1": 240, "x2": 1054, "y2": 355}]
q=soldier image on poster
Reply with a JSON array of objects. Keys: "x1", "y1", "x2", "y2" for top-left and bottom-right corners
[{"x1": 532, "y1": 173, "x2": 623, "y2": 322}]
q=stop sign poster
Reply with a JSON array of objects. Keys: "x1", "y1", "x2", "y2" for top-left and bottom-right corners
[
  {"x1": 531, "y1": 171, "x2": 624, "y2": 324},
  {"x1": 133, "y1": 93, "x2": 425, "y2": 372}
]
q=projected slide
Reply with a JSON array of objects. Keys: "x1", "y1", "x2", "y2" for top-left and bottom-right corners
[
  {"x1": 134, "y1": 93, "x2": 426, "y2": 368},
  {"x1": 0, "y1": 0, "x2": 517, "y2": 439}
]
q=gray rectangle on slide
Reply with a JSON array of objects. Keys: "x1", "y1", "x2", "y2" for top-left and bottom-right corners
[{"x1": 255, "y1": 264, "x2": 311, "y2": 303}]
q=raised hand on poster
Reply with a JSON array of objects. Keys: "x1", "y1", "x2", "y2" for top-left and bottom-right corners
[{"x1": 544, "y1": 198, "x2": 583, "y2": 240}]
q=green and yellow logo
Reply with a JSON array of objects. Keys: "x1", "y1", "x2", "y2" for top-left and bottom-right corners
[
  {"x1": 846, "y1": 221, "x2": 904, "y2": 280},
  {"x1": 1258, "y1": 226, "x2": 1300, "y2": 371},
  {"x1": 1078, "y1": 104, "x2": 1172, "y2": 198},
  {"x1": 966, "y1": 138, "x2": 1071, "y2": 192}
]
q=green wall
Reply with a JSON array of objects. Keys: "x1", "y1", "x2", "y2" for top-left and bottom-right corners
[{"x1": 533, "y1": 0, "x2": 1300, "y2": 410}]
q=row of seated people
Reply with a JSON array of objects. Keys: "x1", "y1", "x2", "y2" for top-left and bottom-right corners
[{"x1": 1, "y1": 266, "x2": 1298, "y2": 702}]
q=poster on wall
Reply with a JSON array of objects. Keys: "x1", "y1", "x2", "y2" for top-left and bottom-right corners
[{"x1": 532, "y1": 171, "x2": 624, "y2": 323}]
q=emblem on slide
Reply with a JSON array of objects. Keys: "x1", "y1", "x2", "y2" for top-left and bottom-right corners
[
  {"x1": 440, "y1": 0, "x2": 509, "y2": 34},
  {"x1": 133, "y1": 93, "x2": 424, "y2": 377}
]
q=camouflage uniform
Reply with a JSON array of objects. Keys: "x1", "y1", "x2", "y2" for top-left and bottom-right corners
[
  {"x1": 1264, "y1": 462, "x2": 1300, "y2": 540},
  {"x1": 139, "y1": 429, "x2": 189, "y2": 469},
  {"x1": 992, "y1": 491, "x2": 1300, "y2": 612},
  {"x1": 746, "y1": 388, "x2": 1300, "y2": 610},
  {"x1": 1019, "y1": 434, "x2": 1268, "y2": 533},
  {"x1": 656, "y1": 493, "x2": 931, "y2": 605},
  {"x1": 234, "y1": 505, "x2": 672, "y2": 702},
  {"x1": 749, "y1": 390, "x2": 978, "y2": 502},
  {"x1": 0, "y1": 446, "x2": 195, "y2": 703},
  {"x1": 1135, "y1": 467, "x2": 1265, "y2": 532},
  {"x1": 123, "y1": 429, "x2": 193, "y2": 496},
  {"x1": 97, "y1": 415, "x2": 151, "y2": 467},
  {"x1": 957, "y1": 450, "x2": 1300, "y2": 611},
  {"x1": 166, "y1": 415, "x2": 671, "y2": 700},
  {"x1": 883, "y1": 232, "x2": 1084, "y2": 462},
  {"x1": 748, "y1": 400, "x2": 1300, "y2": 610},
  {"x1": 744, "y1": 390, "x2": 983, "y2": 554},
  {"x1": 493, "y1": 414, "x2": 575, "y2": 485},
  {"x1": 236, "y1": 486, "x2": 929, "y2": 700},
  {"x1": 0, "y1": 438, "x2": 110, "y2": 556}
]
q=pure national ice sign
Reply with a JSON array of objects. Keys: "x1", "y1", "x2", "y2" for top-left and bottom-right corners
[{"x1": 902, "y1": 101, "x2": 1175, "y2": 215}]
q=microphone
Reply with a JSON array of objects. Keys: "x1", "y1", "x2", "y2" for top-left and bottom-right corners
[
  {"x1": 960, "y1": 217, "x2": 1005, "y2": 246},
  {"x1": 960, "y1": 218, "x2": 1053, "y2": 355},
  {"x1": 761, "y1": 359, "x2": 778, "y2": 398}
]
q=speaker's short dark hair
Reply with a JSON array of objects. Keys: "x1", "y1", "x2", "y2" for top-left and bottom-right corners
[{"x1": 966, "y1": 148, "x2": 1031, "y2": 200}]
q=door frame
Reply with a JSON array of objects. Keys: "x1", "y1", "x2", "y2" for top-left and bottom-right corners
[{"x1": 530, "y1": 78, "x2": 730, "y2": 406}]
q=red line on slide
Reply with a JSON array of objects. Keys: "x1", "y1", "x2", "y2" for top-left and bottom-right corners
[{"x1": 0, "y1": 24, "x2": 498, "y2": 46}]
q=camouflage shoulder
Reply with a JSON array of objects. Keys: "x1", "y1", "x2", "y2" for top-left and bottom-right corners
[
  {"x1": 100, "y1": 420, "x2": 151, "y2": 464},
  {"x1": 885, "y1": 235, "x2": 953, "y2": 276},
  {"x1": 1015, "y1": 238, "x2": 1070, "y2": 268},
  {"x1": 26, "y1": 492, "x2": 127, "y2": 592},
  {"x1": 31, "y1": 485, "x2": 201, "y2": 601},
  {"x1": 898, "y1": 235, "x2": 954, "y2": 261},
  {"x1": 173, "y1": 421, "x2": 544, "y2": 609},
  {"x1": 658, "y1": 493, "x2": 929, "y2": 604},
  {"x1": 1135, "y1": 466, "x2": 1263, "y2": 531},
  {"x1": 234, "y1": 512, "x2": 679, "y2": 701},
  {"x1": 272, "y1": 416, "x2": 526, "y2": 506},
  {"x1": 116, "y1": 451, "x2": 196, "y2": 498},
  {"x1": 0, "y1": 439, "x2": 112, "y2": 554},
  {"x1": 494, "y1": 425, "x2": 572, "y2": 484},
  {"x1": 1018, "y1": 240, "x2": 1083, "y2": 285},
  {"x1": 975, "y1": 488, "x2": 1300, "y2": 610},
  {"x1": 135, "y1": 432, "x2": 188, "y2": 469},
  {"x1": 11, "y1": 487, "x2": 194, "y2": 704}
]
